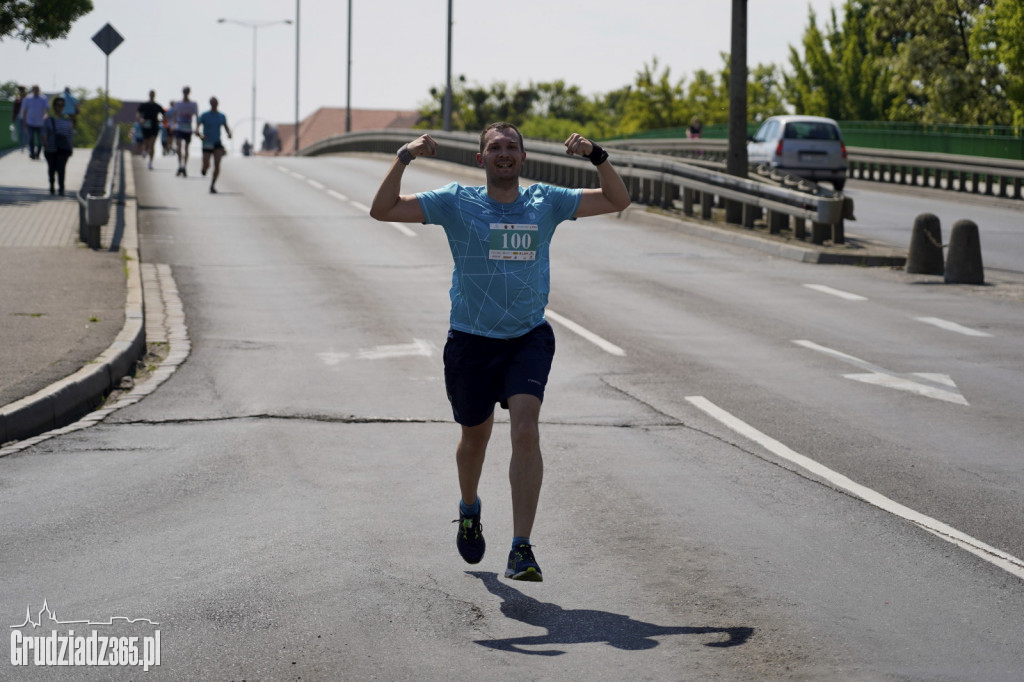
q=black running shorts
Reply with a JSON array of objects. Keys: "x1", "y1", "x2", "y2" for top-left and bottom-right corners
[{"x1": 443, "y1": 322, "x2": 555, "y2": 427}]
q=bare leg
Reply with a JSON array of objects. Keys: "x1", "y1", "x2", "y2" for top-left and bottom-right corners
[
  {"x1": 211, "y1": 148, "x2": 224, "y2": 187},
  {"x1": 507, "y1": 394, "x2": 543, "y2": 538},
  {"x1": 457, "y1": 414, "x2": 493, "y2": 506}
]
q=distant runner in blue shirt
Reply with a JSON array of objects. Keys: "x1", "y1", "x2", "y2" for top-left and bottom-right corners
[
  {"x1": 371, "y1": 122, "x2": 630, "y2": 582},
  {"x1": 197, "y1": 97, "x2": 232, "y2": 194}
]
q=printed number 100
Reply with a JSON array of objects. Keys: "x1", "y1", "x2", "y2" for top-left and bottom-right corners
[{"x1": 503, "y1": 232, "x2": 532, "y2": 249}]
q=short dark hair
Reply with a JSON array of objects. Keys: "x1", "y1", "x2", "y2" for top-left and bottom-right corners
[{"x1": 479, "y1": 122, "x2": 524, "y2": 153}]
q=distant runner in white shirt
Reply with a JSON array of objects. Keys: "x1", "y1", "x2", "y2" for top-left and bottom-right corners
[{"x1": 172, "y1": 86, "x2": 199, "y2": 177}]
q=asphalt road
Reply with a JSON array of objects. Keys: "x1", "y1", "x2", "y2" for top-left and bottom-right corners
[
  {"x1": 842, "y1": 178, "x2": 1024, "y2": 275},
  {"x1": 2, "y1": 153, "x2": 1023, "y2": 680}
]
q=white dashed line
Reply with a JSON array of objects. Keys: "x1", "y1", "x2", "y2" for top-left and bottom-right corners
[
  {"x1": 803, "y1": 284, "x2": 868, "y2": 301},
  {"x1": 545, "y1": 310, "x2": 625, "y2": 356},
  {"x1": 914, "y1": 317, "x2": 992, "y2": 337},
  {"x1": 685, "y1": 395, "x2": 1024, "y2": 580},
  {"x1": 274, "y1": 169, "x2": 415, "y2": 238}
]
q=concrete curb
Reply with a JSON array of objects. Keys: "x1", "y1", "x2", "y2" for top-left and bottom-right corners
[
  {"x1": 622, "y1": 205, "x2": 908, "y2": 267},
  {"x1": 0, "y1": 152, "x2": 145, "y2": 446}
]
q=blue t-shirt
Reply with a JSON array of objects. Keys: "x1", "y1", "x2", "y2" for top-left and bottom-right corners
[
  {"x1": 417, "y1": 182, "x2": 582, "y2": 339},
  {"x1": 198, "y1": 110, "x2": 227, "y2": 147}
]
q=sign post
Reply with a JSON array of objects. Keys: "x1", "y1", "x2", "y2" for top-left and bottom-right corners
[{"x1": 91, "y1": 23, "x2": 124, "y2": 123}]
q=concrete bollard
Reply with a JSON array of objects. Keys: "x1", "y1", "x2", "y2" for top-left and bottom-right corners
[
  {"x1": 906, "y1": 213, "x2": 944, "y2": 275},
  {"x1": 945, "y1": 219, "x2": 985, "y2": 284}
]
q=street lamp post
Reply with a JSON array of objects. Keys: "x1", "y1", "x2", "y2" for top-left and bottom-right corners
[{"x1": 217, "y1": 17, "x2": 292, "y2": 153}]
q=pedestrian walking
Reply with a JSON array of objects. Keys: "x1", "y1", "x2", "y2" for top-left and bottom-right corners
[
  {"x1": 687, "y1": 116, "x2": 703, "y2": 139},
  {"x1": 136, "y1": 90, "x2": 165, "y2": 170},
  {"x1": 197, "y1": 97, "x2": 232, "y2": 193},
  {"x1": 162, "y1": 102, "x2": 174, "y2": 157},
  {"x1": 171, "y1": 86, "x2": 198, "y2": 176},
  {"x1": 20, "y1": 85, "x2": 48, "y2": 160},
  {"x1": 370, "y1": 122, "x2": 630, "y2": 582},
  {"x1": 11, "y1": 85, "x2": 26, "y2": 152},
  {"x1": 41, "y1": 96, "x2": 74, "y2": 196},
  {"x1": 61, "y1": 86, "x2": 79, "y2": 127}
]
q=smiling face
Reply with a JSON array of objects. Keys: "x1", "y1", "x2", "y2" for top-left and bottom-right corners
[{"x1": 477, "y1": 125, "x2": 526, "y2": 189}]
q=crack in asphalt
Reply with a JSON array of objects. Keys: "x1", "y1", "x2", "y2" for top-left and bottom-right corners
[{"x1": 111, "y1": 413, "x2": 683, "y2": 428}]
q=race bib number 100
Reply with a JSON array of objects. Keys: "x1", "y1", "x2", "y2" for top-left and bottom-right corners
[{"x1": 489, "y1": 223, "x2": 538, "y2": 261}]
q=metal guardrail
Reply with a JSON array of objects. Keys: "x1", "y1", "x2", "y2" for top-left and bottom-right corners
[
  {"x1": 77, "y1": 121, "x2": 119, "y2": 249},
  {"x1": 302, "y1": 129, "x2": 848, "y2": 244},
  {"x1": 603, "y1": 138, "x2": 1024, "y2": 200}
]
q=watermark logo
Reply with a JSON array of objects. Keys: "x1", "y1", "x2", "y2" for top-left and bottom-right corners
[{"x1": 9, "y1": 600, "x2": 161, "y2": 672}]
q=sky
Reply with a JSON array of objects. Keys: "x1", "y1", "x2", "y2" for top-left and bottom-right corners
[{"x1": 3, "y1": 0, "x2": 843, "y2": 142}]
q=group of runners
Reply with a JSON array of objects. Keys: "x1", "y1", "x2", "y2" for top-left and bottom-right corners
[{"x1": 136, "y1": 86, "x2": 232, "y2": 193}]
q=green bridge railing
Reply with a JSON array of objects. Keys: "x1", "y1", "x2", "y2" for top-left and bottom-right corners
[
  {"x1": 1, "y1": 101, "x2": 16, "y2": 152},
  {"x1": 619, "y1": 121, "x2": 1024, "y2": 161}
]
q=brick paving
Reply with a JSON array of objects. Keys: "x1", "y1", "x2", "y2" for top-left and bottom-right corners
[
  {"x1": 0, "y1": 150, "x2": 89, "y2": 246},
  {"x1": 0, "y1": 149, "x2": 125, "y2": 409}
]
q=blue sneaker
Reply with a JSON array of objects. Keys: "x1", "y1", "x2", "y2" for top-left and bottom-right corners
[
  {"x1": 454, "y1": 506, "x2": 485, "y2": 564},
  {"x1": 505, "y1": 543, "x2": 543, "y2": 582}
]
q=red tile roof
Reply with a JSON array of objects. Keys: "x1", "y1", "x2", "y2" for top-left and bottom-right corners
[{"x1": 274, "y1": 107, "x2": 423, "y2": 155}]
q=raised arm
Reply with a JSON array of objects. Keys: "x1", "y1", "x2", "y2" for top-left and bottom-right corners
[
  {"x1": 369, "y1": 134, "x2": 437, "y2": 223},
  {"x1": 563, "y1": 133, "x2": 631, "y2": 218}
]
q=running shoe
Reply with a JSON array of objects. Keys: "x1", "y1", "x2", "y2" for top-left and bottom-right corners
[
  {"x1": 505, "y1": 543, "x2": 543, "y2": 582},
  {"x1": 453, "y1": 505, "x2": 485, "y2": 564}
]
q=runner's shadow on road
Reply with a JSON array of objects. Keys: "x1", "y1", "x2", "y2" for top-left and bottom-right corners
[{"x1": 466, "y1": 571, "x2": 753, "y2": 657}]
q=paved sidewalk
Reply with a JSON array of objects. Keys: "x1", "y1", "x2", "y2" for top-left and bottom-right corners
[{"x1": 0, "y1": 148, "x2": 139, "y2": 444}]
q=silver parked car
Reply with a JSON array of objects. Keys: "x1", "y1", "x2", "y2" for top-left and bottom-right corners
[{"x1": 747, "y1": 115, "x2": 847, "y2": 191}]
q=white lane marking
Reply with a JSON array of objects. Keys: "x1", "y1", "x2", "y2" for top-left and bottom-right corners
[
  {"x1": 803, "y1": 284, "x2": 868, "y2": 301},
  {"x1": 350, "y1": 200, "x2": 371, "y2": 213},
  {"x1": 915, "y1": 317, "x2": 993, "y2": 337},
  {"x1": 357, "y1": 339, "x2": 434, "y2": 360},
  {"x1": 317, "y1": 351, "x2": 349, "y2": 366},
  {"x1": 545, "y1": 310, "x2": 625, "y2": 356},
  {"x1": 317, "y1": 339, "x2": 436, "y2": 365},
  {"x1": 327, "y1": 189, "x2": 349, "y2": 202},
  {"x1": 307, "y1": 179, "x2": 325, "y2": 190},
  {"x1": 288, "y1": 171, "x2": 305, "y2": 180},
  {"x1": 794, "y1": 339, "x2": 968, "y2": 405},
  {"x1": 685, "y1": 395, "x2": 1024, "y2": 580}
]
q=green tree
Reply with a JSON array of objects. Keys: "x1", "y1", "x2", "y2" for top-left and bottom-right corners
[
  {"x1": 870, "y1": 0, "x2": 1002, "y2": 123},
  {"x1": 76, "y1": 88, "x2": 122, "y2": 146},
  {"x1": 784, "y1": 7, "x2": 846, "y2": 118},
  {"x1": 619, "y1": 58, "x2": 688, "y2": 134},
  {"x1": 971, "y1": 0, "x2": 1024, "y2": 125},
  {"x1": 1, "y1": 79, "x2": 19, "y2": 99},
  {"x1": 836, "y1": 1, "x2": 891, "y2": 120},
  {"x1": 0, "y1": 0, "x2": 93, "y2": 44}
]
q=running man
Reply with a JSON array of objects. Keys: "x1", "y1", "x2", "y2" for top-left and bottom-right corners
[
  {"x1": 172, "y1": 86, "x2": 199, "y2": 177},
  {"x1": 136, "y1": 90, "x2": 165, "y2": 170},
  {"x1": 370, "y1": 123, "x2": 630, "y2": 581},
  {"x1": 197, "y1": 97, "x2": 232, "y2": 193}
]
